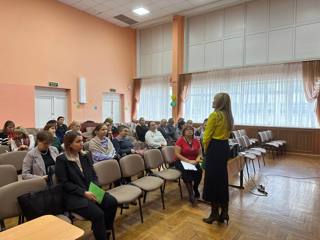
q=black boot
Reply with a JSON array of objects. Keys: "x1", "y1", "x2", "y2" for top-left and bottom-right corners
[
  {"x1": 185, "y1": 181, "x2": 196, "y2": 204},
  {"x1": 218, "y1": 202, "x2": 229, "y2": 224},
  {"x1": 203, "y1": 202, "x2": 220, "y2": 224}
]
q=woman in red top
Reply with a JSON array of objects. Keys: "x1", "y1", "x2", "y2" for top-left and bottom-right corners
[{"x1": 175, "y1": 125, "x2": 203, "y2": 205}]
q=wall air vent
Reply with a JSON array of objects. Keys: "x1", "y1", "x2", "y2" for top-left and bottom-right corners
[{"x1": 114, "y1": 14, "x2": 138, "y2": 25}]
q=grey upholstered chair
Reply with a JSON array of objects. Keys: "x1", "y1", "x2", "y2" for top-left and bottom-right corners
[
  {"x1": 94, "y1": 159, "x2": 143, "y2": 223},
  {"x1": 0, "y1": 165, "x2": 18, "y2": 188},
  {"x1": 119, "y1": 154, "x2": 165, "y2": 209},
  {"x1": 144, "y1": 149, "x2": 182, "y2": 199}
]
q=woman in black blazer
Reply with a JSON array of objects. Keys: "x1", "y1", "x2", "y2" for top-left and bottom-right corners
[{"x1": 55, "y1": 131, "x2": 117, "y2": 240}]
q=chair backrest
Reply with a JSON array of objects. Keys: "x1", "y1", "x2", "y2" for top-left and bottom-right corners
[
  {"x1": 0, "y1": 178, "x2": 47, "y2": 220},
  {"x1": 0, "y1": 165, "x2": 18, "y2": 187},
  {"x1": 119, "y1": 154, "x2": 145, "y2": 178},
  {"x1": 236, "y1": 137, "x2": 245, "y2": 148},
  {"x1": 242, "y1": 136, "x2": 252, "y2": 148},
  {"x1": 0, "y1": 151, "x2": 28, "y2": 172},
  {"x1": 0, "y1": 145, "x2": 10, "y2": 154},
  {"x1": 266, "y1": 130, "x2": 273, "y2": 140},
  {"x1": 258, "y1": 132, "x2": 265, "y2": 143},
  {"x1": 93, "y1": 159, "x2": 121, "y2": 187},
  {"x1": 232, "y1": 131, "x2": 241, "y2": 139},
  {"x1": 161, "y1": 146, "x2": 176, "y2": 164},
  {"x1": 262, "y1": 131, "x2": 270, "y2": 141},
  {"x1": 239, "y1": 129, "x2": 247, "y2": 137},
  {"x1": 143, "y1": 149, "x2": 163, "y2": 169}
]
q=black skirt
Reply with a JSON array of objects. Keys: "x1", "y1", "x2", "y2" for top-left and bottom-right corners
[
  {"x1": 202, "y1": 139, "x2": 229, "y2": 204},
  {"x1": 175, "y1": 161, "x2": 202, "y2": 183}
]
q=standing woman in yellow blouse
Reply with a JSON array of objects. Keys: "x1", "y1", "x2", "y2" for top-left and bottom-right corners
[{"x1": 202, "y1": 93, "x2": 234, "y2": 225}]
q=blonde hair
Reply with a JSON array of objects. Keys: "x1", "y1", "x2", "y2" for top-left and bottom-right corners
[
  {"x1": 213, "y1": 93, "x2": 234, "y2": 131},
  {"x1": 14, "y1": 126, "x2": 29, "y2": 137},
  {"x1": 68, "y1": 121, "x2": 80, "y2": 130}
]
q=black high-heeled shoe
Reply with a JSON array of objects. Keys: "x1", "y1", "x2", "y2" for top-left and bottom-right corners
[
  {"x1": 202, "y1": 203, "x2": 219, "y2": 224},
  {"x1": 202, "y1": 212, "x2": 220, "y2": 224},
  {"x1": 218, "y1": 203, "x2": 229, "y2": 225},
  {"x1": 218, "y1": 213, "x2": 229, "y2": 225}
]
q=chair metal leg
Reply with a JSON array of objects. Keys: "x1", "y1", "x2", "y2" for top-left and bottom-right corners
[
  {"x1": 120, "y1": 206, "x2": 123, "y2": 215},
  {"x1": 251, "y1": 159, "x2": 256, "y2": 174},
  {"x1": 262, "y1": 155, "x2": 266, "y2": 166},
  {"x1": 0, "y1": 220, "x2": 5, "y2": 232},
  {"x1": 257, "y1": 156, "x2": 261, "y2": 168},
  {"x1": 18, "y1": 215, "x2": 24, "y2": 224},
  {"x1": 162, "y1": 180, "x2": 167, "y2": 194},
  {"x1": 178, "y1": 178, "x2": 183, "y2": 199},
  {"x1": 112, "y1": 225, "x2": 115, "y2": 240},
  {"x1": 160, "y1": 186, "x2": 165, "y2": 210},
  {"x1": 143, "y1": 191, "x2": 147, "y2": 203},
  {"x1": 138, "y1": 197, "x2": 144, "y2": 223},
  {"x1": 244, "y1": 158, "x2": 250, "y2": 179}
]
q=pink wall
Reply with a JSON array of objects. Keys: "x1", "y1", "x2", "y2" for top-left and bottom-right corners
[{"x1": 0, "y1": 0, "x2": 136, "y2": 127}]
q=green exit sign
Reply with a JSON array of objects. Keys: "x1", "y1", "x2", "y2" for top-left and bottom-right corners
[{"x1": 49, "y1": 82, "x2": 59, "y2": 87}]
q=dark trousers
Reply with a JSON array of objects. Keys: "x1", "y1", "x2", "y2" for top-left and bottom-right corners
[{"x1": 73, "y1": 194, "x2": 118, "y2": 240}]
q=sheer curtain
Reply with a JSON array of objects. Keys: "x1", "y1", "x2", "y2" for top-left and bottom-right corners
[
  {"x1": 184, "y1": 63, "x2": 318, "y2": 128},
  {"x1": 137, "y1": 75, "x2": 171, "y2": 120}
]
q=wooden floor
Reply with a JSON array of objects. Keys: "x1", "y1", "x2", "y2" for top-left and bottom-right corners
[{"x1": 5, "y1": 154, "x2": 320, "y2": 240}]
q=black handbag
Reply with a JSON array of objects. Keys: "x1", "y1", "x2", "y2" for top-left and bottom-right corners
[{"x1": 17, "y1": 184, "x2": 64, "y2": 221}]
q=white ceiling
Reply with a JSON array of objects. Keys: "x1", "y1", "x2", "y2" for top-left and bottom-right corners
[{"x1": 58, "y1": 0, "x2": 249, "y2": 28}]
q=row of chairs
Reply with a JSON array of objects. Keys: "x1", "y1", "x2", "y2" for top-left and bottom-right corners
[
  {"x1": 89, "y1": 148, "x2": 182, "y2": 225},
  {"x1": 0, "y1": 147, "x2": 182, "y2": 240},
  {"x1": 230, "y1": 135, "x2": 266, "y2": 178},
  {"x1": 258, "y1": 130, "x2": 286, "y2": 159}
]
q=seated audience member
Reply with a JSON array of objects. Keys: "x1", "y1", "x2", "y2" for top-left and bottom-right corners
[
  {"x1": 0, "y1": 120, "x2": 15, "y2": 146},
  {"x1": 195, "y1": 118, "x2": 208, "y2": 137},
  {"x1": 186, "y1": 120, "x2": 193, "y2": 127},
  {"x1": 175, "y1": 125, "x2": 202, "y2": 204},
  {"x1": 55, "y1": 131, "x2": 117, "y2": 240},
  {"x1": 158, "y1": 119, "x2": 169, "y2": 140},
  {"x1": 176, "y1": 117, "x2": 185, "y2": 127},
  {"x1": 113, "y1": 125, "x2": 135, "y2": 157},
  {"x1": 56, "y1": 116, "x2": 68, "y2": 143},
  {"x1": 166, "y1": 118, "x2": 177, "y2": 142},
  {"x1": 104, "y1": 120, "x2": 116, "y2": 142},
  {"x1": 11, "y1": 127, "x2": 35, "y2": 151},
  {"x1": 128, "y1": 119, "x2": 138, "y2": 136},
  {"x1": 80, "y1": 120, "x2": 98, "y2": 142},
  {"x1": 43, "y1": 123, "x2": 62, "y2": 152},
  {"x1": 175, "y1": 120, "x2": 186, "y2": 138},
  {"x1": 89, "y1": 124, "x2": 116, "y2": 163},
  {"x1": 135, "y1": 117, "x2": 148, "y2": 142},
  {"x1": 22, "y1": 131, "x2": 59, "y2": 180},
  {"x1": 67, "y1": 121, "x2": 81, "y2": 134},
  {"x1": 145, "y1": 121, "x2": 167, "y2": 149},
  {"x1": 104, "y1": 118, "x2": 118, "y2": 138}
]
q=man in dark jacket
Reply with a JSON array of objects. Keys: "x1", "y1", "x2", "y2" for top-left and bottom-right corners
[
  {"x1": 158, "y1": 119, "x2": 172, "y2": 145},
  {"x1": 166, "y1": 118, "x2": 177, "y2": 142},
  {"x1": 113, "y1": 125, "x2": 135, "y2": 157},
  {"x1": 135, "y1": 117, "x2": 148, "y2": 142},
  {"x1": 56, "y1": 116, "x2": 68, "y2": 143}
]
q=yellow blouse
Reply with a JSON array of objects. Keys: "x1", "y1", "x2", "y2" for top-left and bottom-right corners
[{"x1": 202, "y1": 111, "x2": 230, "y2": 151}]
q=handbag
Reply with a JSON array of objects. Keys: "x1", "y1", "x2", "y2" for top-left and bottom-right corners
[{"x1": 17, "y1": 184, "x2": 64, "y2": 221}]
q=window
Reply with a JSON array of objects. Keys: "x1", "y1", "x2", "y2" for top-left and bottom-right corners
[
  {"x1": 137, "y1": 76, "x2": 171, "y2": 120},
  {"x1": 184, "y1": 63, "x2": 318, "y2": 128}
]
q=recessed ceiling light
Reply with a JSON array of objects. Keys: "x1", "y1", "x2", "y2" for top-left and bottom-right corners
[{"x1": 132, "y1": 7, "x2": 150, "y2": 16}]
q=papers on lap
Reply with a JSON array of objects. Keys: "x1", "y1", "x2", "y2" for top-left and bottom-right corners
[{"x1": 181, "y1": 161, "x2": 197, "y2": 171}]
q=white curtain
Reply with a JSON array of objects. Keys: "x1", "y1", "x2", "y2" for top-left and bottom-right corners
[
  {"x1": 185, "y1": 63, "x2": 318, "y2": 128},
  {"x1": 137, "y1": 75, "x2": 171, "y2": 120}
]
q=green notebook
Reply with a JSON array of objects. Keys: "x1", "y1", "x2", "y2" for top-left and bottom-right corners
[{"x1": 89, "y1": 182, "x2": 105, "y2": 204}]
